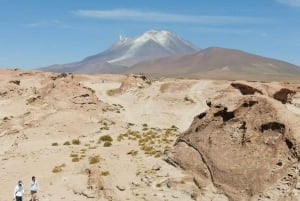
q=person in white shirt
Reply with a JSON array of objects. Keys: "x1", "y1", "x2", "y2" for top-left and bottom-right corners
[
  {"x1": 29, "y1": 176, "x2": 39, "y2": 201},
  {"x1": 13, "y1": 180, "x2": 24, "y2": 201}
]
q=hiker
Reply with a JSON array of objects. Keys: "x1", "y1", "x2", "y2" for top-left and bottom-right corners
[
  {"x1": 13, "y1": 180, "x2": 24, "y2": 201},
  {"x1": 30, "y1": 176, "x2": 39, "y2": 201}
]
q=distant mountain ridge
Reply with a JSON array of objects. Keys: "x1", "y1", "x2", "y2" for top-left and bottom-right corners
[
  {"x1": 127, "y1": 47, "x2": 300, "y2": 81},
  {"x1": 40, "y1": 29, "x2": 300, "y2": 82},
  {"x1": 41, "y1": 30, "x2": 199, "y2": 73}
]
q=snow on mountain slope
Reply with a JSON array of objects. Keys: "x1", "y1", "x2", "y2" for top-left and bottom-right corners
[
  {"x1": 40, "y1": 30, "x2": 199, "y2": 73},
  {"x1": 107, "y1": 30, "x2": 199, "y2": 66}
]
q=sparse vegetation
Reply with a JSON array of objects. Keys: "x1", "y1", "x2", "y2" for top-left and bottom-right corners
[
  {"x1": 3, "y1": 116, "x2": 9, "y2": 121},
  {"x1": 98, "y1": 119, "x2": 116, "y2": 130},
  {"x1": 117, "y1": 126, "x2": 180, "y2": 158},
  {"x1": 98, "y1": 135, "x2": 113, "y2": 143},
  {"x1": 72, "y1": 139, "x2": 81, "y2": 145},
  {"x1": 102, "y1": 104, "x2": 124, "y2": 113},
  {"x1": 89, "y1": 155, "x2": 100, "y2": 164},
  {"x1": 52, "y1": 164, "x2": 66, "y2": 173},
  {"x1": 101, "y1": 171, "x2": 110, "y2": 176},
  {"x1": 51, "y1": 142, "x2": 59, "y2": 146},
  {"x1": 63, "y1": 141, "x2": 71, "y2": 145},
  {"x1": 103, "y1": 141, "x2": 112, "y2": 147},
  {"x1": 26, "y1": 96, "x2": 41, "y2": 105},
  {"x1": 98, "y1": 135, "x2": 113, "y2": 147},
  {"x1": 127, "y1": 150, "x2": 138, "y2": 156},
  {"x1": 72, "y1": 157, "x2": 80, "y2": 162},
  {"x1": 107, "y1": 89, "x2": 117, "y2": 96},
  {"x1": 70, "y1": 153, "x2": 78, "y2": 158}
]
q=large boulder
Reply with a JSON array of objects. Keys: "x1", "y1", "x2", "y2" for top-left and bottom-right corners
[{"x1": 166, "y1": 96, "x2": 300, "y2": 201}]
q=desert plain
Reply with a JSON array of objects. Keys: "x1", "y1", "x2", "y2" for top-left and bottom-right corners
[{"x1": 1, "y1": 68, "x2": 300, "y2": 201}]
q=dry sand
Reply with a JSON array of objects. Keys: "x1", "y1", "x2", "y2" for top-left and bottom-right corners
[{"x1": 0, "y1": 68, "x2": 300, "y2": 201}]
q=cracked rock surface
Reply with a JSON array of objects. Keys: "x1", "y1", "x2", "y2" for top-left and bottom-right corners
[{"x1": 167, "y1": 96, "x2": 300, "y2": 201}]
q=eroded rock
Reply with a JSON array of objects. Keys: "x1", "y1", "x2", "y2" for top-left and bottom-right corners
[
  {"x1": 167, "y1": 96, "x2": 300, "y2": 201},
  {"x1": 9, "y1": 80, "x2": 20, "y2": 85},
  {"x1": 273, "y1": 88, "x2": 296, "y2": 104},
  {"x1": 231, "y1": 82, "x2": 263, "y2": 95}
]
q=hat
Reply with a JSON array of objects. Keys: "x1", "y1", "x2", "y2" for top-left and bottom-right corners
[{"x1": 18, "y1": 180, "x2": 22, "y2": 184}]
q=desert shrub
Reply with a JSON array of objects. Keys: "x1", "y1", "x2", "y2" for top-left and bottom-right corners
[
  {"x1": 171, "y1": 125, "x2": 179, "y2": 130},
  {"x1": 3, "y1": 116, "x2": 9, "y2": 121},
  {"x1": 103, "y1": 141, "x2": 112, "y2": 147},
  {"x1": 128, "y1": 123, "x2": 135, "y2": 127},
  {"x1": 72, "y1": 139, "x2": 81, "y2": 145},
  {"x1": 101, "y1": 171, "x2": 110, "y2": 176},
  {"x1": 107, "y1": 89, "x2": 117, "y2": 96},
  {"x1": 72, "y1": 157, "x2": 80, "y2": 162},
  {"x1": 98, "y1": 135, "x2": 113, "y2": 143},
  {"x1": 89, "y1": 156, "x2": 100, "y2": 164},
  {"x1": 117, "y1": 135, "x2": 124, "y2": 142},
  {"x1": 100, "y1": 126, "x2": 109, "y2": 130},
  {"x1": 52, "y1": 166, "x2": 62, "y2": 173},
  {"x1": 51, "y1": 142, "x2": 59, "y2": 146},
  {"x1": 70, "y1": 153, "x2": 78, "y2": 157},
  {"x1": 63, "y1": 141, "x2": 70, "y2": 145},
  {"x1": 52, "y1": 164, "x2": 66, "y2": 173},
  {"x1": 26, "y1": 97, "x2": 36, "y2": 105},
  {"x1": 127, "y1": 150, "x2": 138, "y2": 156}
]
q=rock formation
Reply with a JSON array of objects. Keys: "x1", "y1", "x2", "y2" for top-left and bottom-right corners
[{"x1": 166, "y1": 95, "x2": 300, "y2": 201}]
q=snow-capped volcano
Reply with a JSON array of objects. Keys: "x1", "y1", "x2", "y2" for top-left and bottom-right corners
[
  {"x1": 82, "y1": 29, "x2": 199, "y2": 67},
  {"x1": 41, "y1": 30, "x2": 199, "y2": 73}
]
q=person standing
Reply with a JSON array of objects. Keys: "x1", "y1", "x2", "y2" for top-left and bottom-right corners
[
  {"x1": 29, "y1": 176, "x2": 39, "y2": 201},
  {"x1": 13, "y1": 180, "x2": 24, "y2": 201}
]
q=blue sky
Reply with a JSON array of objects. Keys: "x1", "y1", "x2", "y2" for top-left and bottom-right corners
[{"x1": 0, "y1": 0, "x2": 300, "y2": 69}]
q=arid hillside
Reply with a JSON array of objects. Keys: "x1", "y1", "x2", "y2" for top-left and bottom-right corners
[
  {"x1": 127, "y1": 47, "x2": 300, "y2": 82},
  {"x1": 1, "y1": 68, "x2": 300, "y2": 201}
]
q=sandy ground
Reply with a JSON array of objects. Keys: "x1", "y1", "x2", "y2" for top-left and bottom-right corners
[{"x1": 0, "y1": 69, "x2": 300, "y2": 201}]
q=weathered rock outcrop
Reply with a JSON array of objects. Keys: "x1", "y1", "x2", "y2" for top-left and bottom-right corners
[
  {"x1": 231, "y1": 82, "x2": 263, "y2": 95},
  {"x1": 109, "y1": 74, "x2": 151, "y2": 95},
  {"x1": 273, "y1": 88, "x2": 296, "y2": 104},
  {"x1": 167, "y1": 96, "x2": 300, "y2": 201}
]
